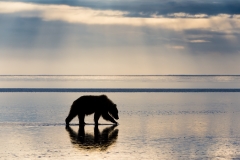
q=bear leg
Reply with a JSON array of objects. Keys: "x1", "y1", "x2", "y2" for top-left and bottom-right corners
[
  {"x1": 94, "y1": 112, "x2": 101, "y2": 125},
  {"x1": 66, "y1": 111, "x2": 78, "y2": 126},
  {"x1": 78, "y1": 113, "x2": 86, "y2": 125},
  {"x1": 102, "y1": 113, "x2": 118, "y2": 124}
]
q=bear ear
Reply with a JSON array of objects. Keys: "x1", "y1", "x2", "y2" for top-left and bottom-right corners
[{"x1": 101, "y1": 95, "x2": 107, "y2": 98}]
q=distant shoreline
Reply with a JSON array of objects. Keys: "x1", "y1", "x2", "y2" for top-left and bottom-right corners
[
  {"x1": 1, "y1": 88, "x2": 240, "y2": 93},
  {"x1": 1, "y1": 75, "x2": 240, "y2": 76}
]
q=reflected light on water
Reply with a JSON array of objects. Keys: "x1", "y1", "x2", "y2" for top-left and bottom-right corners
[
  {"x1": 1, "y1": 92, "x2": 240, "y2": 159},
  {"x1": 208, "y1": 140, "x2": 239, "y2": 159},
  {"x1": 1, "y1": 75, "x2": 240, "y2": 88}
]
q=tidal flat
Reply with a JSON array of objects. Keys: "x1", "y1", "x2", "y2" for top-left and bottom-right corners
[{"x1": 1, "y1": 92, "x2": 240, "y2": 159}]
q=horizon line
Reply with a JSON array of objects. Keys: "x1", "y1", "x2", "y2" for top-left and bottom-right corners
[
  {"x1": 1, "y1": 74, "x2": 240, "y2": 76},
  {"x1": 1, "y1": 88, "x2": 240, "y2": 93}
]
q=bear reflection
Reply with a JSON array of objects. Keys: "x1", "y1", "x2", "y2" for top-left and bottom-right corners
[{"x1": 66, "y1": 125, "x2": 118, "y2": 151}]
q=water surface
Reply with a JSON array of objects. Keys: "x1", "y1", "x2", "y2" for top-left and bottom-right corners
[
  {"x1": 1, "y1": 76, "x2": 240, "y2": 159},
  {"x1": 1, "y1": 75, "x2": 240, "y2": 89},
  {"x1": 0, "y1": 92, "x2": 240, "y2": 159}
]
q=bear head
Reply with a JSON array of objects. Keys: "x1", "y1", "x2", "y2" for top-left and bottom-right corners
[{"x1": 109, "y1": 104, "x2": 119, "y2": 120}]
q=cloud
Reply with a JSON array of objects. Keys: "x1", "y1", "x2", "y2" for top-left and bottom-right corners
[
  {"x1": 189, "y1": 40, "x2": 210, "y2": 43},
  {"x1": 1, "y1": 1, "x2": 240, "y2": 75},
  {"x1": 167, "y1": 45, "x2": 185, "y2": 50},
  {"x1": 1, "y1": 1, "x2": 240, "y2": 33},
  {"x1": 164, "y1": 13, "x2": 209, "y2": 18},
  {"x1": 1, "y1": 1, "x2": 240, "y2": 56},
  {"x1": 4, "y1": 0, "x2": 240, "y2": 17}
]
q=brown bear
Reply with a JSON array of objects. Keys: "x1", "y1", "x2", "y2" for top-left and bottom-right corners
[{"x1": 65, "y1": 95, "x2": 119, "y2": 125}]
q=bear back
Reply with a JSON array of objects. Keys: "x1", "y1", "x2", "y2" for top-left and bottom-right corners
[{"x1": 72, "y1": 95, "x2": 115, "y2": 115}]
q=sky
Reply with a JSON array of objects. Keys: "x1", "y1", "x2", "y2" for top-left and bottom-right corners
[{"x1": 0, "y1": 0, "x2": 240, "y2": 75}]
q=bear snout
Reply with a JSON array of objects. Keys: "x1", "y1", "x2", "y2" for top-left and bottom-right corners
[{"x1": 115, "y1": 115, "x2": 119, "y2": 120}]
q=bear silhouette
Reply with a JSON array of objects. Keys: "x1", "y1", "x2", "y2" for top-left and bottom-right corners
[{"x1": 65, "y1": 95, "x2": 119, "y2": 125}]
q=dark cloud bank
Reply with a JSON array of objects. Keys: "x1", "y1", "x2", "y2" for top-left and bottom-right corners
[{"x1": 6, "y1": 0, "x2": 240, "y2": 17}]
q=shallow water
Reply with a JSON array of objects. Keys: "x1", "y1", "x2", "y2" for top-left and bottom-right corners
[
  {"x1": 1, "y1": 75, "x2": 240, "y2": 88},
  {"x1": 1, "y1": 92, "x2": 240, "y2": 159}
]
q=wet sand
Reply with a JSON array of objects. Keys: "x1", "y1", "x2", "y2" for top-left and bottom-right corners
[{"x1": 1, "y1": 92, "x2": 240, "y2": 159}]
